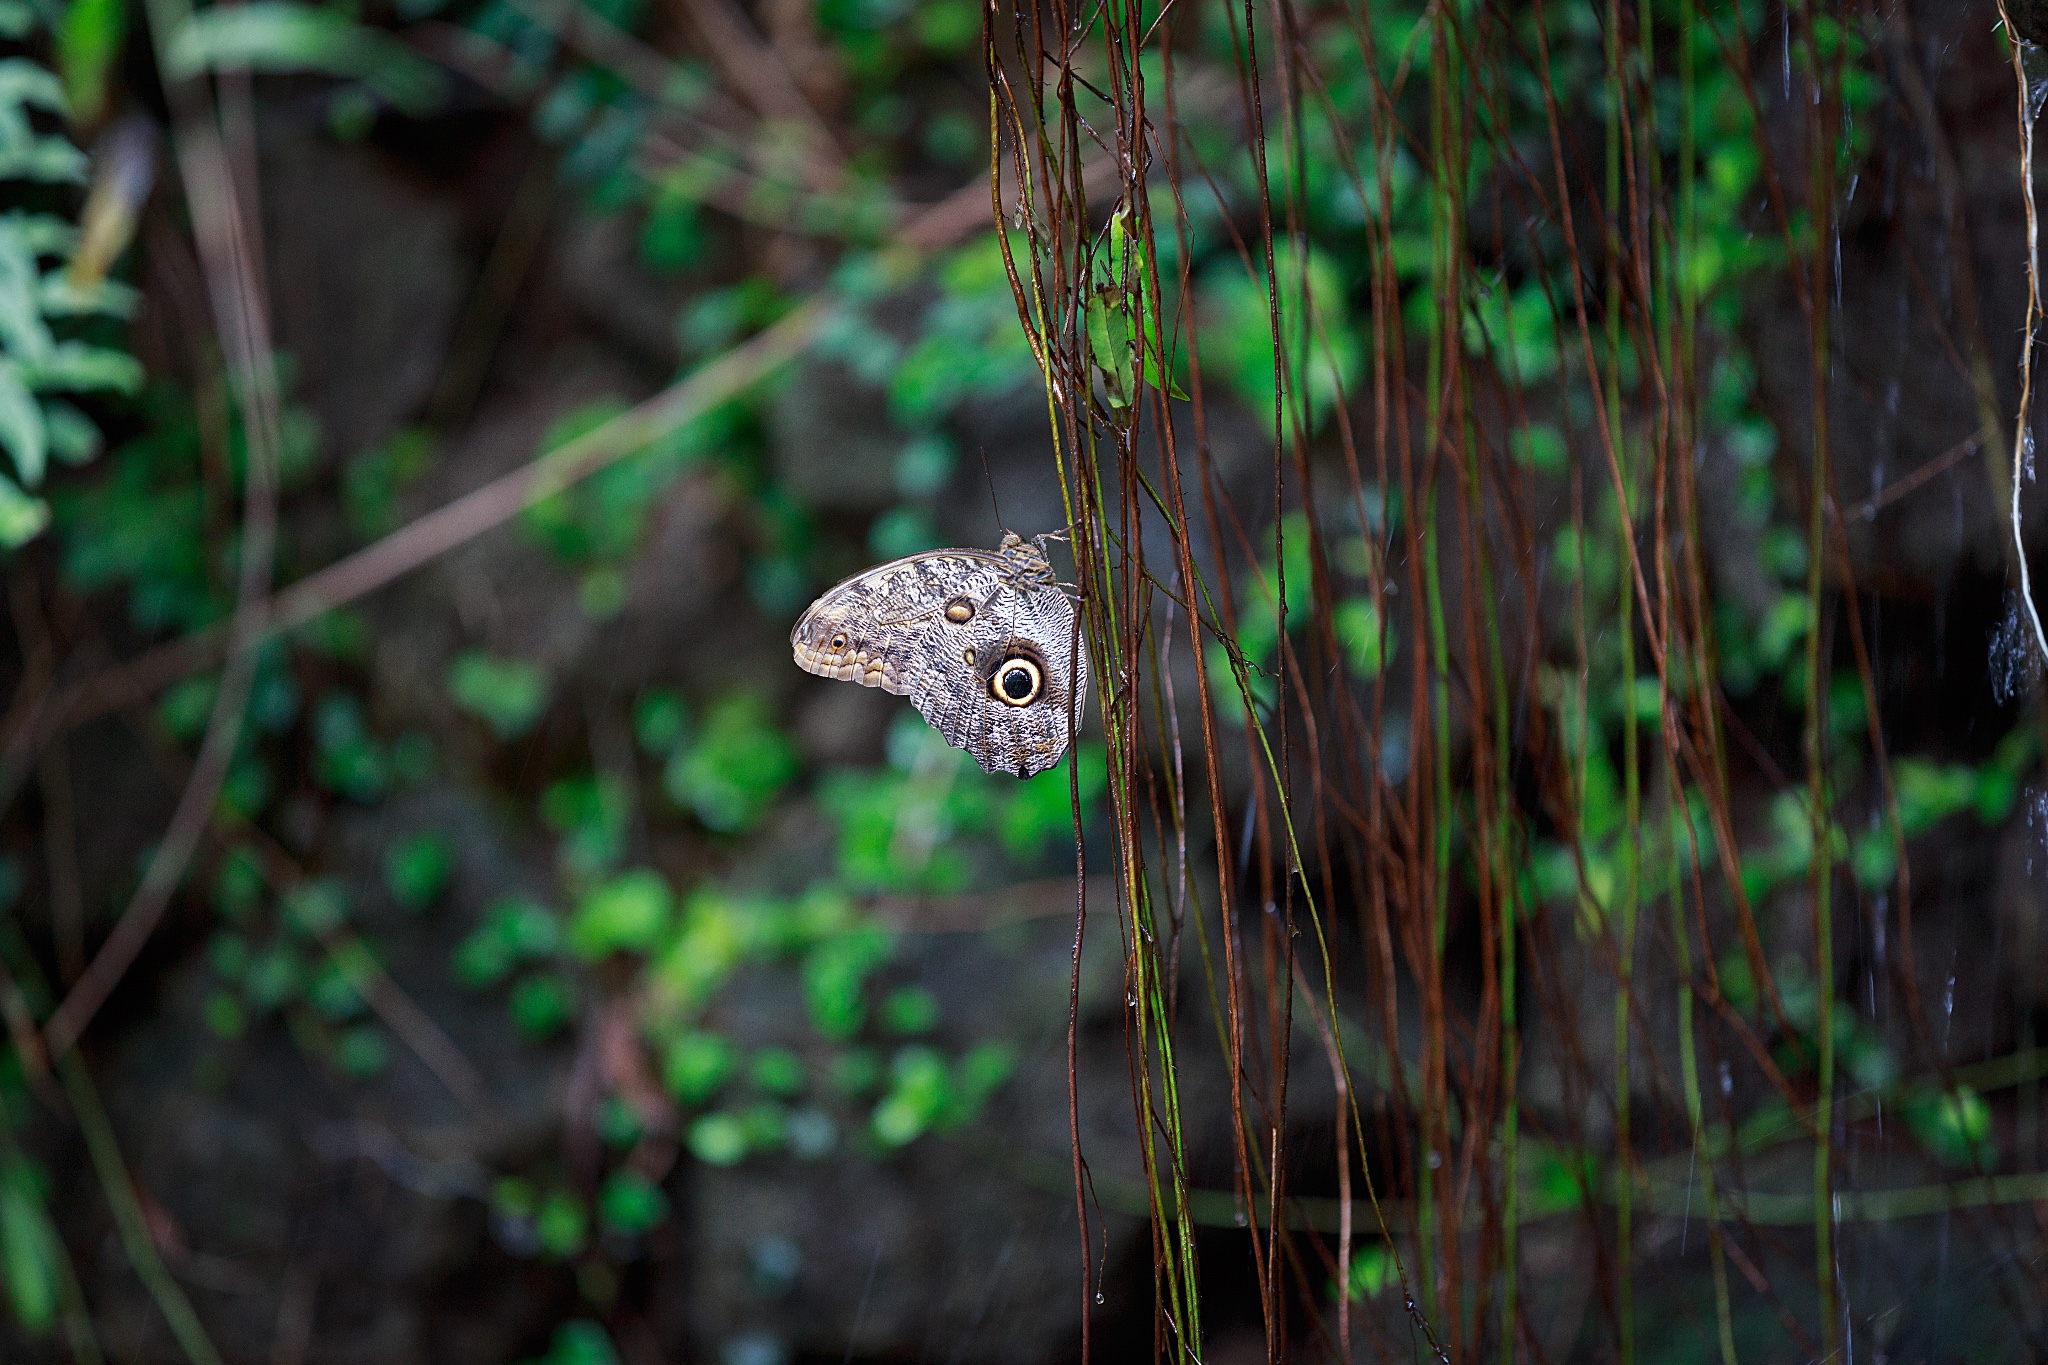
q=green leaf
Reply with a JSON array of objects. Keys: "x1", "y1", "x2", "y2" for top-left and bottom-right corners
[
  {"x1": 0, "y1": 139, "x2": 87, "y2": 184},
  {"x1": 0, "y1": 471, "x2": 46, "y2": 547},
  {"x1": 0, "y1": 58, "x2": 66, "y2": 122},
  {"x1": 1755, "y1": 592, "x2": 1813, "y2": 670},
  {"x1": 1198, "y1": 241, "x2": 1359, "y2": 432},
  {"x1": 38, "y1": 271, "x2": 139, "y2": 319},
  {"x1": 1511, "y1": 423, "x2": 1568, "y2": 474},
  {"x1": 663, "y1": 1030, "x2": 735, "y2": 1104},
  {"x1": 461, "y1": 896, "x2": 561, "y2": 978},
  {"x1": 893, "y1": 432, "x2": 955, "y2": 498},
  {"x1": 491, "y1": 1176, "x2": 536, "y2": 1220},
  {"x1": 647, "y1": 885, "x2": 753, "y2": 1011},
  {"x1": 208, "y1": 932, "x2": 250, "y2": 981},
  {"x1": 750, "y1": 1046, "x2": 806, "y2": 1097},
  {"x1": 335, "y1": 1024, "x2": 389, "y2": 1076},
  {"x1": 639, "y1": 174, "x2": 705, "y2": 274},
  {"x1": 383, "y1": 831, "x2": 454, "y2": 910},
  {"x1": 951, "y1": 1040, "x2": 1015, "y2": 1116},
  {"x1": 164, "y1": 3, "x2": 447, "y2": 114},
  {"x1": 0, "y1": 360, "x2": 43, "y2": 486},
  {"x1": 282, "y1": 877, "x2": 348, "y2": 937},
  {"x1": 998, "y1": 740, "x2": 1106, "y2": 861},
  {"x1": 0, "y1": 1157, "x2": 58, "y2": 1334},
  {"x1": 451, "y1": 929, "x2": 513, "y2": 989},
  {"x1": 508, "y1": 974, "x2": 573, "y2": 1037},
  {"x1": 202, "y1": 989, "x2": 245, "y2": 1038},
  {"x1": 568, "y1": 868, "x2": 673, "y2": 960},
  {"x1": 597, "y1": 1170, "x2": 669, "y2": 1235},
  {"x1": 1850, "y1": 828, "x2": 1897, "y2": 892},
  {"x1": 1462, "y1": 279, "x2": 1562, "y2": 382},
  {"x1": 1906, "y1": 1084, "x2": 1997, "y2": 1169},
  {"x1": 1333, "y1": 596, "x2": 1390, "y2": 679},
  {"x1": 524, "y1": 1321, "x2": 620, "y2": 1365},
  {"x1": 1894, "y1": 759, "x2": 1979, "y2": 837},
  {"x1": 686, "y1": 1111, "x2": 748, "y2": 1166},
  {"x1": 0, "y1": 215, "x2": 71, "y2": 258},
  {"x1": 1528, "y1": 1146, "x2": 1600, "y2": 1214},
  {"x1": 871, "y1": 1045, "x2": 950, "y2": 1147},
  {"x1": 41, "y1": 398, "x2": 99, "y2": 465},
  {"x1": 738, "y1": 1100, "x2": 786, "y2": 1150},
  {"x1": 342, "y1": 427, "x2": 435, "y2": 537},
  {"x1": 21, "y1": 341, "x2": 142, "y2": 394},
  {"x1": 307, "y1": 958, "x2": 366, "y2": 1021},
  {"x1": 865, "y1": 504, "x2": 941, "y2": 561},
  {"x1": 1338, "y1": 1245, "x2": 1395, "y2": 1303},
  {"x1": 312, "y1": 693, "x2": 388, "y2": 801},
  {"x1": 212, "y1": 850, "x2": 265, "y2": 920},
  {"x1": 243, "y1": 945, "x2": 305, "y2": 1011},
  {"x1": 541, "y1": 773, "x2": 629, "y2": 880},
  {"x1": 802, "y1": 925, "x2": 894, "y2": 1040},
  {"x1": 446, "y1": 651, "x2": 550, "y2": 739},
  {"x1": 879, "y1": 984, "x2": 938, "y2": 1036},
  {"x1": 534, "y1": 1190, "x2": 587, "y2": 1258},
  {"x1": 217, "y1": 753, "x2": 272, "y2": 820},
  {"x1": 56, "y1": 0, "x2": 126, "y2": 124},
  {"x1": 910, "y1": 0, "x2": 977, "y2": 51},
  {"x1": 633, "y1": 689, "x2": 689, "y2": 754},
  {"x1": 662, "y1": 694, "x2": 796, "y2": 833},
  {"x1": 595, "y1": 1094, "x2": 642, "y2": 1147},
  {"x1": 0, "y1": 221, "x2": 50, "y2": 366}
]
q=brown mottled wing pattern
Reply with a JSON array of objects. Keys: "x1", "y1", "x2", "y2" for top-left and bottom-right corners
[{"x1": 789, "y1": 538, "x2": 1086, "y2": 778}]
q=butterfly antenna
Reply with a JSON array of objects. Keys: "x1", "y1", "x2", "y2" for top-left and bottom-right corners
[{"x1": 978, "y1": 446, "x2": 1008, "y2": 537}]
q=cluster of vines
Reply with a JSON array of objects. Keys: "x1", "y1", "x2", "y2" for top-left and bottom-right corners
[{"x1": 994, "y1": 2, "x2": 2048, "y2": 1362}]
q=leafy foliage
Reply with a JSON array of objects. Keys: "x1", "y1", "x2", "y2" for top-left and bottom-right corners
[
  {"x1": 0, "y1": 13, "x2": 138, "y2": 550},
  {"x1": 7, "y1": 0, "x2": 2039, "y2": 1357}
]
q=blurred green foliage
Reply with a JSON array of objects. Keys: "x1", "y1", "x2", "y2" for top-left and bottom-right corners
[
  {"x1": 7, "y1": 0, "x2": 2033, "y2": 1349},
  {"x1": 522, "y1": 1320, "x2": 621, "y2": 1365},
  {"x1": 448, "y1": 651, "x2": 552, "y2": 739},
  {"x1": 436, "y1": 692, "x2": 1092, "y2": 1208},
  {"x1": 0, "y1": 1143, "x2": 60, "y2": 1337},
  {"x1": 661, "y1": 694, "x2": 797, "y2": 833}
]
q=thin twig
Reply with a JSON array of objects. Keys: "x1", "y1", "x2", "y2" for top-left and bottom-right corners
[
  {"x1": 39, "y1": 740, "x2": 83, "y2": 983},
  {"x1": 1837, "y1": 430, "x2": 1982, "y2": 522},
  {"x1": 43, "y1": 0, "x2": 285, "y2": 1060},
  {"x1": 3, "y1": 569, "x2": 85, "y2": 980},
  {"x1": 426, "y1": 149, "x2": 560, "y2": 428},
  {"x1": 324, "y1": 931, "x2": 491, "y2": 1111},
  {"x1": 0, "y1": 940, "x2": 52, "y2": 1099},
  {"x1": 57, "y1": 1051, "x2": 228, "y2": 1365},
  {"x1": 667, "y1": 0, "x2": 843, "y2": 186},
  {"x1": 1998, "y1": 7, "x2": 2048, "y2": 667}
]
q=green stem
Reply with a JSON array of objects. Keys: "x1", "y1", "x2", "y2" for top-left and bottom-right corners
[
  {"x1": 1796, "y1": 4, "x2": 1839, "y2": 1352},
  {"x1": 1603, "y1": 2, "x2": 1637, "y2": 1358},
  {"x1": 58, "y1": 1054, "x2": 226, "y2": 1365}
]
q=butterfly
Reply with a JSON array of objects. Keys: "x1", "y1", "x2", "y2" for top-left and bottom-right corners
[{"x1": 790, "y1": 533, "x2": 1087, "y2": 778}]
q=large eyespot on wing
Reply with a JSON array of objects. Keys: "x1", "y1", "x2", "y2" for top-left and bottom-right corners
[{"x1": 987, "y1": 647, "x2": 1045, "y2": 707}]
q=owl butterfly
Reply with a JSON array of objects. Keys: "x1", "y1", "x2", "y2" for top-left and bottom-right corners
[{"x1": 790, "y1": 533, "x2": 1087, "y2": 778}]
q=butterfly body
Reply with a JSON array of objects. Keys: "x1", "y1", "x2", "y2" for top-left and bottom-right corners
[{"x1": 790, "y1": 533, "x2": 1086, "y2": 778}]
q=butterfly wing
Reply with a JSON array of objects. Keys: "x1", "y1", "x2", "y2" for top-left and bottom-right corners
[{"x1": 790, "y1": 546, "x2": 1087, "y2": 778}]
